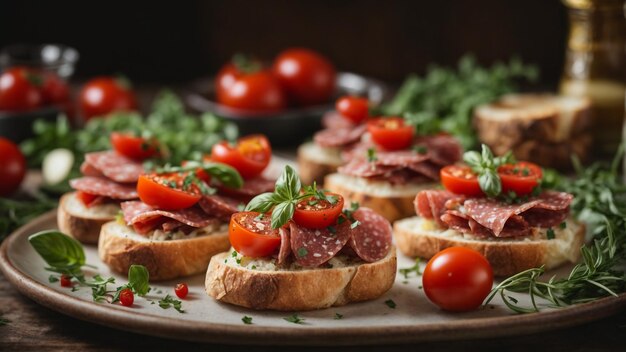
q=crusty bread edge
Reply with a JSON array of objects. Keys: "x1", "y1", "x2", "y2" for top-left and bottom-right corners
[
  {"x1": 98, "y1": 221, "x2": 230, "y2": 281},
  {"x1": 297, "y1": 142, "x2": 343, "y2": 186},
  {"x1": 393, "y1": 217, "x2": 585, "y2": 277},
  {"x1": 57, "y1": 192, "x2": 115, "y2": 244},
  {"x1": 205, "y1": 248, "x2": 397, "y2": 311}
]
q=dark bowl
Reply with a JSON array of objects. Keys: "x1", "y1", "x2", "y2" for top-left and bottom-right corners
[
  {"x1": 0, "y1": 107, "x2": 61, "y2": 144},
  {"x1": 185, "y1": 72, "x2": 388, "y2": 147}
]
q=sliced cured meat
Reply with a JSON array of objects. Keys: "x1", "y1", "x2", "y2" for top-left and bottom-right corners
[
  {"x1": 337, "y1": 160, "x2": 394, "y2": 178},
  {"x1": 289, "y1": 221, "x2": 351, "y2": 267},
  {"x1": 84, "y1": 151, "x2": 144, "y2": 183},
  {"x1": 121, "y1": 201, "x2": 220, "y2": 234},
  {"x1": 70, "y1": 177, "x2": 138, "y2": 199},
  {"x1": 219, "y1": 177, "x2": 275, "y2": 198},
  {"x1": 198, "y1": 195, "x2": 242, "y2": 221},
  {"x1": 80, "y1": 161, "x2": 104, "y2": 177},
  {"x1": 418, "y1": 134, "x2": 463, "y2": 167},
  {"x1": 414, "y1": 190, "x2": 458, "y2": 226},
  {"x1": 348, "y1": 207, "x2": 393, "y2": 262},
  {"x1": 277, "y1": 227, "x2": 291, "y2": 265},
  {"x1": 314, "y1": 124, "x2": 367, "y2": 148},
  {"x1": 464, "y1": 198, "x2": 542, "y2": 237},
  {"x1": 322, "y1": 111, "x2": 356, "y2": 130},
  {"x1": 375, "y1": 151, "x2": 431, "y2": 166}
]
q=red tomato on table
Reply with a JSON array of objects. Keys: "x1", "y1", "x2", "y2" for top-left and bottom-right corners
[
  {"x1": 423, "y1": 247, "x2": 494, "y2": 312},
  {"x1": 211, "y1": 135, "x2": 271, "y2": 179},
  {"x1": 229, "y1": 212, "x2": 281, "y2": 258},
  {"x1": 0, "y1": 137, "x2": 27, "y2": 196},
  {"x1": 79, "y1": 77, "x2": 137, "y2": 120},
  {"x1": 367, "y1": 117, "x2": 414, "y2": 151},
  {"x1": 0, "y1": 67, "x2": 43, "y2": 112},
  {"x1": 273, "y1": 48, "x2": 336, "y2": 106}
]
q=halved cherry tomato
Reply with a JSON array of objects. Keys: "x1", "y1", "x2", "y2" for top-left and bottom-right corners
[
  {"x1": 292, "y1": 193, "x2": 344, "y2": 229},
  {"x1": 229, "y1": 212, "x2": 281, "y2": 258},
  {"x1": 440, "y1": 165, "x2": 483, "y2": 197},
  {"x1": 367, "y1": 117, "x2": 414, "y2": 151},
  {"x1": 498, "y1": 162, "x2": 543, "y2": 196},
  {"x1": 110, "y1": 132, "x2": 160, "y2": 160},
  {"x1": 211, "y1": 135, "x2": 271, "y2": 179},
  {"x1": 335, "y1": 96, "x2": 369, "y2": 124},
  {"x1": 422, "y1": 247, "x2": 493, "y2": 312},
  {"x1": 76, "y1": 190, "x2": 100, "y2": 207},
  {"x1": 137, "y1": 173, "x2": 201, "y2": 210},
  {"x1": 60, "y1": 274, "x2": 73, "y2": 287}
]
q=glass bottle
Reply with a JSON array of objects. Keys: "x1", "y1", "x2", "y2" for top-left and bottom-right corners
[{"x1": 559, "y1": 0, "x2": 626, "y2": 158}]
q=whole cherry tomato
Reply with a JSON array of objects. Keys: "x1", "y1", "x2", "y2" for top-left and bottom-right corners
[
  {"x1": 210, "y1": 135, "x2": 271, "y2": 179},
  {"x1": 79, "y1": 77, "x2": 137, "y2": 120},
  {"x1": 229, "y1": 212, "x2": 281, "y2": 258},
  {"x1": 119, "y1": 288, "x2": 134, "y2": 307},
  {"x1": 41, "y1": 71, "x2": 70, "y2": 105},
  {"x1": 0, "y1": 137, "x2": 27, "y2": 196},
  {"x1": 422, "y1": 247, "x2": 493, "y2": 312},
  {"x1": 273, "y1": 48, "x2": 336, "y2": 106},
  {"x1": 175, "y1": 283, "x2": 189, "y2": 299},
  {"x1": 336, "y1": 96, "x2": 369, "y2": 124},
  {"x1": 367, "y1": 117, "x2": 414, "y2": 151},
  {"x1": 0, "y1": 67, "x2": 43, "y2": 111}
]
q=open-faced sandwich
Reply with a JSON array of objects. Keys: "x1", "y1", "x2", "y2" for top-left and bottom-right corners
[
  {"x1": 205, "y1": 165, "x2": 396, "y2": 311},
  {"x1": 393, "y1": 145, "x2": 585, "y2": 276},
  {"x1": 58, "y1": 132, "x2": 154, "y2": 243},
  {"x1": 322, "y1": 113, "x2": 462, "y2": 222},
  {"x1": 99, "y1": 135, "x2": 277, "y2": 281}
]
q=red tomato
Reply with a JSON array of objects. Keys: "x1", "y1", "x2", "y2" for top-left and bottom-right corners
[
  {"x1": 440, "y1": 165, "x2": 483, "y2": 197},
  {"x1": 292, "y1": 193, "x2": 344, "y2": 229},
  {"x1": 367, "y1": 117, "x2": 414, "y2": 151},
  {"x1": 79, "y1": 77, "x2": 137, "y2": 120},
  {"x1": 60, "y1": 274, "x2": 73, "y2": 287},
  {"x1": 336, "y1": 96, "x2": 369, "y2": 124},
  {"x1": 175, "y1": 283, "x2": 188, "y2": 299},
  {"x1": 215, "y1": 62, "x2": 286, "y2": 112},
  {"x1": 498, "y1": 162, "x2": 543, "y2": 196},
  {"x1": 211, "y1": 135, "x2": 271, "y2": 179},
  {"x1": 41, "y1": 71, "x2": 70, "y2": 105},
  {"x1": 0, "y1": 137, "x2": 26, "y2": 196},
  {"x1": 76, "y1": 190, "x2": 100, "y2": 207},
  {"x1": 423, "y1": 247, "x2": 494, "y2": 312},
  {"x1": 229, "y1": 212, "x2": 281, "y2": 258},
  {"x1": 119, "y1": 288, "x2": 134, "y2": 307},
  {"x1": 273, "y1": 48, "x2": 336, "y2": 105},
  {"x1": 110, "y1": 132, "x2": 160, "y2": 160},
  {"x1": 0, "y1": 67, "x2": 43, "y2": 111},
  {"x1": 137, "y1": 173, "x2": 202, "y2": 210},
  {"x1": 182, "y1": 157, "x2": 212, "y2": 184}
]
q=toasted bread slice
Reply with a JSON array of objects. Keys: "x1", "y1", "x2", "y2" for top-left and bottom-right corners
[
  {"x1": 98, "y1": 221, "x2": 230, "y2": 281},
  {"x1": 297, "y1": 141, "x2": 344, "y2": 185},
  {"x1": 205, "y1": 247, "x2": 397, "y2": 311},
  {"x1": 473, "y1": 93, "x2": 592, "y2": 169},
  {"x1": 393, "y1": 216, "x2": 585, "y2": 277},
  {"x1": 57, "y1": 192, "x2": 119, "y2": 244},
  {"x1": 324, "y1": 173, "x2": 435, "y2": 222}
]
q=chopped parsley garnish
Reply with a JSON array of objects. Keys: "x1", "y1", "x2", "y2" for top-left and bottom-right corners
[
  {"x1": 384, "y1": 299, "x2": 396, "y2": 309},
  {"x1": 350, "y1": 220, "x2": 361, "y2": 229},
  {"x1": 231, "y1": 250, "x2": 238, "y2": 258},
  {"x1": 48, "y1": 275, "x2": 59, "y2": 283},
  {"x1": 559, "y1": 222, "x2": 567, "y2": 229},
  {"x1": 333, "y1": 313, "x2": 343, "y2": 320},
  {"x1": 399, "y1": 258, "x2": 421, "y2": 279},
  {"x1": 413, "y1": 145, "x2": 428, "y2": 155},
  {"x1": 367, "y1": 148, "x2": 378, "y2": 162},
  {"x1": 546, "y1": 228, "x2": 555, "y2": 240},
  {"x1": 242, "y1": 316, "x2": 253, "y2": 324},
  {"x1": 283, "y1": 313, "x2": 305, "y2": 324},
  {"x1": 158, "y1": 294, "x2": 184, "y2": 313},
  {"x1": 297, "y1": 247, "x2": 308, "y2": 257}
]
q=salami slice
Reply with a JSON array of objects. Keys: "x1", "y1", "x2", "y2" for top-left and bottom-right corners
[
  {"x1": 121, "y1": 201, "x2": 220, "y2": 233},
  {"x1": 314, "y1": 124, "x2": 367, "y2": 148},
  {"x1": 277, "y1": 227, "x2": 291, "y2": 265},
  {"x1": 418, "y1": 134, "x2": 463, "y2": 167},
  {"x1": 289, "y1": 221, "x2": 351, "y2": 267},
  {"x1": 219, "y1": 177, "x2": 275, "y2": 198},
  {"x1": 198, "y1": 195, "x2": 241, "y2": 221},
  {"x1": 70, "y1": 177, "x2": 138, "y2": 199},
  {"x1": 80, "y1": 161, "x2": 104, "y2": 177},
  {"x1": 463, "y1": 198, "x2": 542, "y2": 237},
  {"x1": 348, "y1": 207, "x2": 392, "y2": 262},
  {"x1": 84, "y1": 151, "x2": 144, "y2": 183},
  {"x1": 322, "y1": 111, "x2": 355, "y2": 130},
  {"x1": 414, "y1": 190, "x2": 458, "y2": 227}
]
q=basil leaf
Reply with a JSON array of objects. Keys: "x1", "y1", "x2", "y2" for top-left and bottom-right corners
[
  {"x1": 271, "y1": 201, "x2": 295, "y2": 229},
  {"x1": 245, "y1": 192, "x2": 277, "y2": 213},
  {"x1": 275, "y1": 165, "x2": 300, "y2": 200},
  {"x1": 478, "y1": 169, "x2": 501, "y2": 197},
  {"x1": 201, "y1": 162, "x2": 243, "y2": 189},
  {"x1": 128, "y1": 265, "x2": 150, "y2": 296},
  {"x1": 28, "y1": 231, "x2": 85, "y2": 272},
  {"x1": 463, "y1": 151, "x2": 482, "y2": 169},
  {"x1": 481, "y1": 143, "x2": 494, "y2": 167}
]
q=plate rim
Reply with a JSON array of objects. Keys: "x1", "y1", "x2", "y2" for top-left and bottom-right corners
[{"x1": 1, "y1": 210, "x2": 625, "y2": 345}]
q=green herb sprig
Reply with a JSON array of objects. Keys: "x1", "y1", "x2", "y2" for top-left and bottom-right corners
[
  {"x1": 158, "y1": 295, "x2": 184, "y2": 313},
  {"x1": 463, "y1": 144, "x2": 515, "y2": 197}
]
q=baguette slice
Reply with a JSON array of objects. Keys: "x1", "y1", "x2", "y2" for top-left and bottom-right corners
[
  {"x1": 393, "y1": 216, "x2": 585, "y2": 277},
  {"x1": 324, "y1": 173, "x2": 436, "y2": 222},
  {"x1": 297, "y1": 141, "x2": 344, "y2": 185},
  {"x1": 57, "y1": 192, "x2": 119, "y2": 244},
  {"x1": 98, "y1": 221, "x2": 230, "y2": 281},
  {"x1": 205, "y1": 247, "x2": 397, "y2": 311}
]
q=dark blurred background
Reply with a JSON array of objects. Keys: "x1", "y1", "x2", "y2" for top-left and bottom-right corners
[{"x1": 0, "y1": 0, "x2": 567, "y2": 87}]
